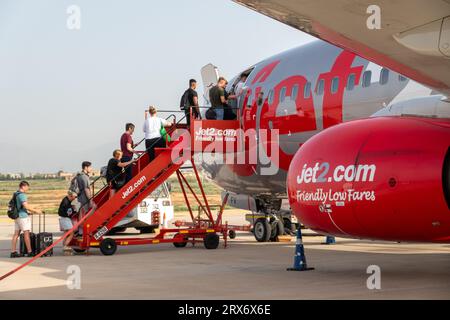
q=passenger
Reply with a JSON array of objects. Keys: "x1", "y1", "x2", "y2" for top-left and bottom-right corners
[
  {"x1": 58, "y1": 191, "x2": 78, "y2": 255},
  {"x1": 223, "y1": 80, "x2": 237, "y2": 120},
  {"x1": 143, "y1": 106, "x2": 173, "y2": 162},
  {"x1": 10, "y1": 181, "x2": 42, "y2": 258},
  {"x1": 234, "y1": 74, "x2": 248, "y2": 98},
  {"x1": 209, "y1": 77, "x2": 228, "y2": 120},
  {"x1": 76, "y1": 161, "x2": 95, "y2": 235},
  {"x1": 180, "y1": 79, "x2": 201, "y2": 127},
  {"x1": 120, "y1": 123, "x2": 136, "y2": 184},
  {"x1": 107, "y1": 150, "x2": 136, "y2": 198}
]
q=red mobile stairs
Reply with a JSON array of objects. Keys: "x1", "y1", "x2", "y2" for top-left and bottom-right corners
[{"x1": 70, "y1": 112, "x2": 241, "y2": 255}]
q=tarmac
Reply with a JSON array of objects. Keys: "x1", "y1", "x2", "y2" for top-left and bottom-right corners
[{"x1": 0, "y1": 213, "x2": 449, "y2": 300}]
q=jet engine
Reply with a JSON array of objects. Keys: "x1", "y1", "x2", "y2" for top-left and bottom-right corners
[{"x1": 287, "y1": 116, "x2": 450, "y2": 243}]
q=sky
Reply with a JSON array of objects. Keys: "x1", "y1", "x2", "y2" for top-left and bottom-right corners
[{"x1": 0, "y1": 0, "x2": 315, "y2": 173}]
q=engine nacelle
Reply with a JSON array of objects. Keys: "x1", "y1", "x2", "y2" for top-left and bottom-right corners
[{"x1": 287, "y1": 116, "x2": 450, "y2": 243}]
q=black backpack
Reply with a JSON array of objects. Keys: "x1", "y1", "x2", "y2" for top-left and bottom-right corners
[
  {"x1": 7, "y1": 192, "x2": 21, "y2": 220},
  {"x1": 180, "y1": 89, "x2": 190, "y2": 111},
  {"x1": 205, "y1": 107, "x2": 217, "y2": 120}
]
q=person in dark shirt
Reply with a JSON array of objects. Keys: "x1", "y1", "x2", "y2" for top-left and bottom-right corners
[
  {"x1": 107, "y1": 150, "x2": 136, "y2": 198},
  {"x1": 120, "y1": 123, "x2": 136, "y2": 184},
  {"x1": 209, "y1": 77, "x2": 228, "y2": 120},
  {"x1": 181, "y1": 79, "x2": 201, "y2": 127},
  {"x1": 58, "y1": 191, "x2": 78, "y2": 255}
]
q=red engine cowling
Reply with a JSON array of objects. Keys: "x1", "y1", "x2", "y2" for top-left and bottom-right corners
[{"x1": 287, "y1": 116, "x2": 450, "y2": 243}]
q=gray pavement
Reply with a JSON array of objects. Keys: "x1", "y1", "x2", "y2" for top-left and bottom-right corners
[{"x1": 0, "y1": 213, "x2": 449, "y2": 300}]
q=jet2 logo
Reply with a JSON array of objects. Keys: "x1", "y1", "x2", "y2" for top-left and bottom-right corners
[
  {"x1": 194, "y1": 128, "x2": 237, "y2": 142},
  {"x1": 297, "y1": 163, "x2": 377, "y2": 184},
  {"x1": 296, "y1": 163, "x2": 377, "y2": 205}
]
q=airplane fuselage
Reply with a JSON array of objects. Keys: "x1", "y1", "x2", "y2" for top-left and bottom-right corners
[{"x1": 202, "y1": 41, "x2": 410, "y2": 198}]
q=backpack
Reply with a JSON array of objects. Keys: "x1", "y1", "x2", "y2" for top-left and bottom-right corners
[
  {"x1": 205, "y1": 107, "x2": 217, "y2": 120},
  {"x1": 7, "y1": 192, "x2": 21, "y2": 220},
  {"x1": 179, "y1": 89, "x2": 190, "y2": 111},
  {"x1": 69, "y1": 173, "x2": 81, "y2": 195}
]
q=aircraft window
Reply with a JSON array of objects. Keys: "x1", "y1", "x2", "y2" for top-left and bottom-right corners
[
  {"x1": 316, "y1": 79, "x2": 325, "y2": 95},
  {"x1": 380, "y1": 68, "x2": 390, "y2": 85},
  {"x1": 291, "y1": 85, "x2": 299, "y2": 101},
  {"x1": 331, "y1": 77, "x2": 339, "y2": 94},
  {"x1": 362, "y1": 71, "x2": 372, "y2": 88},
  {"x1": 347, "y1": 74, "x2": 355, "y2": 91},
  {"x1": 399, "y1": 75, "x2": 408, "y2": 82},
  {"x1": 268, "y1": 90, "x2": 274, "y2": 104},
  {"x1": 304, "y1": 82, "x2": 311, "y2": 98},
  {"x1": 303, "y1": 82, "x2": 311, "y2": 99},
  {"x1": 280, "y1": 87, "x2": 287, "y2": 102}
]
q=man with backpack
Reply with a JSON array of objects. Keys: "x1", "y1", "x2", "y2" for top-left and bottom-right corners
[
  {"x1": 9, "y1": 181, "x2": 42, "y2": 258},
  {"x1": 70, "y1": 161, "x2": 95, "y2": 235},
  {"x1": 180, "y1": 79, "x2": 201, "y2": 128}
]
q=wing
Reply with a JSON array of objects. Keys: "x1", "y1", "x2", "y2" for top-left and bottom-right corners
[{"x1": 233, "y1": 0, "x2": 450, "y2": 96}]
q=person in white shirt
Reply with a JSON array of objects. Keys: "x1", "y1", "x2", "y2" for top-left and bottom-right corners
[
  {"x1": 234, "y1": 74, "x2": 248, "y2": 98},
  {"x1": 143, "y1": 106, "x2": 173, "y2": 161}
]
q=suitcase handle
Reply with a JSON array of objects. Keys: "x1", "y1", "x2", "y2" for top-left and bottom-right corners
[{"x1": 37, "y1": 211, "x2": 47, "y2": 233}]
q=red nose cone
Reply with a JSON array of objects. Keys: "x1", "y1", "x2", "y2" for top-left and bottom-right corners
[{"x1": 287, "y1": 117, "x2": 450, "y2": 242}]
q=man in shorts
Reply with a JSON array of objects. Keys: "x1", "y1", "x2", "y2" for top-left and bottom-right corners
[
  {"x1": 10, "y1": 181, "x2": 42, "y2": 258},
  {"x1": 58, "y1": 190, "x2": 78, "y2": 255}
]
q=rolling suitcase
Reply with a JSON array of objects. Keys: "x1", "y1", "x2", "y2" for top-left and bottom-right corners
[
  {"x1": 36, "y1": 212, "x2": 53, "y2": 257},
  {"x1": 19, "y1": 215, "x2": 36, "y2": 256}
]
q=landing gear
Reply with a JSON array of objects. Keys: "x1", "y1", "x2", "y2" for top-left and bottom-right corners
[
  {"x1": 254, "y1": 219, "x2": 272, "y2": 242},
  {"x1": 270, "y1": 220, "x2": 284, "y2": 242}
]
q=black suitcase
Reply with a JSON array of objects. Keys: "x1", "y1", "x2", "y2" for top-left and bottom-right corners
[
  {"x1": 36, "y1": 212, "x2": 53, "y2": 257},
  {"x1": 19, "y1": 232, "x2": 36, "y2": 256}
]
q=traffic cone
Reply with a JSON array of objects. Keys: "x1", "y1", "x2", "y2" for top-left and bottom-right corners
[{"x1": 287, "y1": 228, "x2": 314, "y2": 272}]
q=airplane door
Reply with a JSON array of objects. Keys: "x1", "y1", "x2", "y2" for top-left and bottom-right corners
[{"x1": 201, "y1": 63, "x2": 220, "y2": 105}]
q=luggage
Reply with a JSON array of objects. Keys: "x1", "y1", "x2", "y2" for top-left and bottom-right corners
[
  {"x1": 36, "y1": 212, "x2": 53, "y2": 257},
  {"x1": 19, "y1": 215, "x2": 36, "y2": 256},
  {"x1": 19, "y1": 232, "x2": 36, "y2": 256},
  {"x1": 19, "y1": 213, "x2": 53, "y2": 257}
]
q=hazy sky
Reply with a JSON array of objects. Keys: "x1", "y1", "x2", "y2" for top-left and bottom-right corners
[{"x1": 0, "y1": 0, "x2": 314, "y2": 173}]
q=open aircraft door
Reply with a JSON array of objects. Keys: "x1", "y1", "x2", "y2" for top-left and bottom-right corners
[{"x1": 201, "y1": 63, "x2": 220, "y2": 105}]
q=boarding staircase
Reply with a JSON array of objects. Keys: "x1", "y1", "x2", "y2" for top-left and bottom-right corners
[
  {"x1": 72, "y1": 109, "x2": 241, "y2": 250},
  {"x1": 77, "y1": 119, "x2": 190, "y2": 245}
]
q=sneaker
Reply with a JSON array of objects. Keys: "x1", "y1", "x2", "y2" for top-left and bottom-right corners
[
  {"x1": 25, "y1": 252, "x2": 35, "y2": 258},
  {"x1": 10, "y1": 252, "x2": 21, "y2": 258},
  {"x1": 63, "y1": 247, "x2": 74, "y2": 256}
]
